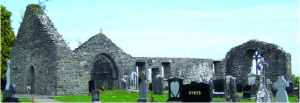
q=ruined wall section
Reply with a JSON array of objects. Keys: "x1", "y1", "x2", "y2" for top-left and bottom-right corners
[
  {"x1": 10, "y1": 4, "x2": 77, "y2": 95},
  {"x1": 132, "y1": 57, "x2": 214, "y2": 84},
  {"x1": 224, "y1": 39, "x2": 292, "y2": 84},
  {"x1": 73, "y1": 33, "x2": 133, "y2": 91}
]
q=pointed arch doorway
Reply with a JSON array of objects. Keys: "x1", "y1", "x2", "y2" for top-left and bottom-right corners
[{"x1": 91, "y1": 54, "x2": 118, "y2": 90}]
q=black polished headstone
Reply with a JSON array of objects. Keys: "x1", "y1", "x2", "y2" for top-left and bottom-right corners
[
  {"x1": 167, "y1": 77, "x2": 183, "y2": 101},
  {"x1": 236, "y1": 84, "x2": 243, "y2": 93},
  {"x1": 89, "y1": 80, "x2": 95, "y2": 93},
  {"x1": 213, "y1": 80, "x2": 224, "y2": 92},
  {"x1": 181, "y1": 82, "x2": 211, "y2": 102},
  {"x1": 243, "y1": 85, "x2": 251, "y2": 98},
  {"x1": 286, "y1": 82, "x2": 294, "y2": 96}
]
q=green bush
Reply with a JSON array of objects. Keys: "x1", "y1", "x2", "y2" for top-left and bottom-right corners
[{"x1": 292, "y1": 76, "x2": 299, "y2": 87}]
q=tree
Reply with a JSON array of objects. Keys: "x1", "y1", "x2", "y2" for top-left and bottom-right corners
[
  {"x1": 1, "y1": 5, "x2": 16, "y2": 79},
  {"x1": 292, "y1": 76, "x2": 299, "y2": 87}
]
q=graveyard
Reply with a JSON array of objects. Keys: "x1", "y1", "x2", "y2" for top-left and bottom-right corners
[{"x1": 1, "y1": 3, "x2": 299, "y2": 103}]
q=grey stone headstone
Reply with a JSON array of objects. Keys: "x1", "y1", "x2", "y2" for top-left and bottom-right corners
[
  {"x1": 230, "y1": 77, "x2": 238, "y2": 102},
  {"x1": 153, "y1": 74, "x2": 163, "y2": 95},
  {"x1": 137, "y1": 67, "x2": 150, "y2": 102},
  {"x1": 224, "y1": 75, "x2": 231, "y2": 99},
  {"x1": 274, "y1": 76, "x2": 289, "y2": 102},
  {"x1": 225, "y1": 76, "x2": 238, "y2": 101},
  {"x1": 92, "y1": 90, "x2": 100, "y2": 102}
]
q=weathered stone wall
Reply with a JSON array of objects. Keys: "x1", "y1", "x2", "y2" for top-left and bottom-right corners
[
  {"x1": 132, "y1": 57, "x2": 214, "y2": 84},
  {"x1": 73, "y1": 32, "x2": 133, "y2": 91},
  {"x1": 224, "y1": 40, "x2": 292, "y2": 84},
  {"x1": 10, "y1": 4, "x2": 74, "y2": 95}
]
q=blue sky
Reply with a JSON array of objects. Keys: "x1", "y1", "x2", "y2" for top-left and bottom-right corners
[{"x1": 2, "y1": 0, "x2": 299, "y2": 76}]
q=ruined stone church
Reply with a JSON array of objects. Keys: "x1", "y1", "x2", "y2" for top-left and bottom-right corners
[{"x1": 10, "y1": 4, "x2": 292, "y2": 96}]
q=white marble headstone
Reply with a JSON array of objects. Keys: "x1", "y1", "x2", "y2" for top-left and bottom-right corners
[
  {"x1": 170, "y1": 81, "x2": 180, "y2": 97},
  {"x1": 274, "y1": 76, "x2": 289, "y2": 102}
]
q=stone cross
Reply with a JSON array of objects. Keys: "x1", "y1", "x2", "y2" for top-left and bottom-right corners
[
  {"x1": 5, "y1": 60, "x2": 11, "y2": 90},
  {"x1": 273, "y1": 76, "x2": 289, "y2": 102}
]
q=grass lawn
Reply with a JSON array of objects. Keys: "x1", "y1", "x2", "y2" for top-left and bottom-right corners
[
  {"x1": 52, "y1": 90, "x2": 168, "y2": 102},
  {"x1": 53, "y1": 90, "x2": 298, "y2": 102}
]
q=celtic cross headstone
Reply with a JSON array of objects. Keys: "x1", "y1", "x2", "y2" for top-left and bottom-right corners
[{"x1": 273, "y1": 76, "x2": 289, "y2": 102}]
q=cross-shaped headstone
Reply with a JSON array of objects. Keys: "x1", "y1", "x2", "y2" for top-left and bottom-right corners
[{"x1": 273, "y1": 76, "x2": 289, "y2": 102}]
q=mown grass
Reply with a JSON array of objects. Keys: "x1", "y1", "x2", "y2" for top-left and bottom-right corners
[
  {"x1": 52, "y1": 90, "x2": 299, "y2": 102},
  {"x1": 212, "y1": 98, "x2": 226, "y2": 101},
  {"x1": 53, "y1": 90, "x2": 168, "y2": 102},
  {"x1": 273, "y1": 96, "x2": 298, "y2": 102}
]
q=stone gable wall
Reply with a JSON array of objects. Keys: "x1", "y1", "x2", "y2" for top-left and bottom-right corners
[{"x1": 224, "y1": 39, "x2": 292, "y2": 84}]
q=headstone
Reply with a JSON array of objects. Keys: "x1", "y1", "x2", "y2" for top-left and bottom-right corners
[
  {"x1": 181, "y1": 82, "x2": 211, "y2": 102},
  {"x1": 229, "y1": 77, "x2": 238, "y2": 102},
  {"x1": 167, "y1": 77, "x2": 183, "y2": 101},
  {"x1": 137, "y1": 64, "x2": 150, "y2": 102},
  {"x1": 286, "y1": 82, "x2": 294, "y2": 96},
  {"x1": 2, "y1": 84, "x2": 21, "y2": 102},
  {"x1": 213, "y1": 79, "x2": 225, "y2": 92},
  {"x1": 256, "y1": 87, "x2": 272, "y2": 102},
  {"x1": 236, "y1": 84, "x2": 243, "y2": 92},
  {"x1": 92, "y1": 90, "x2": 100, "y2": 102},
  {"x1": 243, "y1": 85, "x2": 251, "y2": 98},
  {"x1": 213, "y1": 79, "x2": 225, "y2": 98},
  {"x1": 225, "y1": 75, "x2": 238, "y2": 101},
  {"x1": 153, "y1": 74, "x2": 163, "y2": 95},
  {"x1": 273, "y1": 76, "x2": 289, "y2": 102},
  {"x1": 256, "y1": 79, "x2": 272, "y2": 102},
  {"x1": 5, "y1": 60, "x2": 11, "y2": 90},
  {"x1": 251, "y1": 83, "x2": 258, "y2": 95}
]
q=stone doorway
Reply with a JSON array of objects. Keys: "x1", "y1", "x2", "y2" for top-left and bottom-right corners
[
  {"x1": 27, "y1": 65, "x2": 35, "y2": 94},
  {"x1": 91, "y1": 54, "x2": 117, "y2": 90}
]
